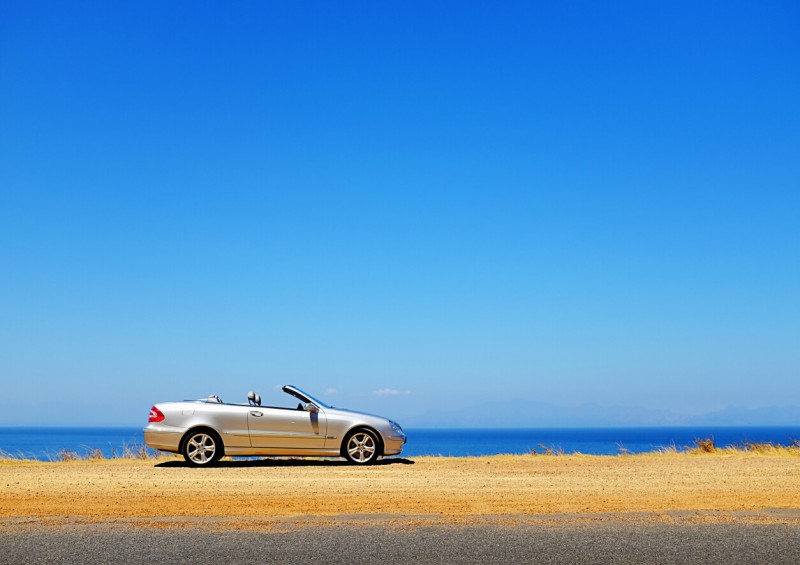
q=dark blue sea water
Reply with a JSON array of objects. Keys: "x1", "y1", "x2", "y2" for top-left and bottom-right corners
[{"x1": 1, "y1": 426, "x2": 799, "y2": 460}]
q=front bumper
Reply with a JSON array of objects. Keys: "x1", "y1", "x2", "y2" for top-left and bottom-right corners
[{"x1": 383, "y1": 433, "x2": 407, "y2": 456}]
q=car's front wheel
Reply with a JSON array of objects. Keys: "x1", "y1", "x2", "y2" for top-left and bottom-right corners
[
  {"x1": 343, "y1": 429, "x2": 380, "y2": 465},
  {"x1": 182, "y1": 431, "x2": 222, "y2": 467}
]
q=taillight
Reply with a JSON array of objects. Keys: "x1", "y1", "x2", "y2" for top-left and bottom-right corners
[{"x1": 149, "y1": 406, "x2": 165, "y2": 423}]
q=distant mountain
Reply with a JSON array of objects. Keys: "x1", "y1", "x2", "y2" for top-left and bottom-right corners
[
  {"x1": 684, "y1": 405, "x2": 800, "y2": 426},
  {"x1": 407, "y1": 400, "x2": 800, "y2": 428}
]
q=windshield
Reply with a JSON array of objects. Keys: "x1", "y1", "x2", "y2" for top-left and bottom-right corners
[{"x1": 282, "y1": 385, "x2": 330, "y2": 409}]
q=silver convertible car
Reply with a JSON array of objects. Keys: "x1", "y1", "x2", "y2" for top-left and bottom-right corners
[{"x1": 144, "y1": 385, "x2": 407, "y2": 466}]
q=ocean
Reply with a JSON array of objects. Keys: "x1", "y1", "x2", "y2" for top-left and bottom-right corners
[{"x1": 1, "y1": 426, "x2": 799, "y2": 460}]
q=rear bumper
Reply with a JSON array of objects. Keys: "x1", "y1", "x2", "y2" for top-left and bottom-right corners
[{"x1": 143, "y1": 425, "x2": 182, "y2": 453}]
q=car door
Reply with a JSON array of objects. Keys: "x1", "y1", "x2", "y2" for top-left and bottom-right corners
[{"x1": 247, "y1": 406, "x2": 327, "y2": 449}]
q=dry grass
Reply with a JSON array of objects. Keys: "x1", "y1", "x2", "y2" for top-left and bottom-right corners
[
  {"x1": 692, "y1": 437, "x2": 718, "y2": 453},
  {"x1": 741, "y1": 440, "x2": 800, "y2": 455},
  {"x1": 0, "y1": 442, "x2": 169, "y2": 463},
  {"x1": 3, "y1": 438, "x2": 799, "y2": 463},
  {"x1": 664, "y1": 436, "x2": 800, "y2": 457},
  {"x1": 531, "y1": 443, "x2": 565, "y2": 456},
  {"x1": 698, "y1": 441, "x2": 800, "y2": 457},
  {"x1": 653, "y1": 442, "x2": 680, "y2": 455}
]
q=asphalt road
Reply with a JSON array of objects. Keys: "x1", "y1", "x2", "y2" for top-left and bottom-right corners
[{"x1": 2, "y1": 519, "x2": 799, "y2": 565}]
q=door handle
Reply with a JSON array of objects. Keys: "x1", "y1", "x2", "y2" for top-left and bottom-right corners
[{"x1": 250, "y1": 411, "x2": 263, "y2": 417}]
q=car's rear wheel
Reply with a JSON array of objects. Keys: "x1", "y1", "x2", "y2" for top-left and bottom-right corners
[
  {"x1": 343, "y1": 429, "x2": 380, "y2": 465},
  {"x1": 182, "y1": 431, "x2": 222, "y2": 466}
]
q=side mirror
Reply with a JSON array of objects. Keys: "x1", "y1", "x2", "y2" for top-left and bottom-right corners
[{"x1": 305, "y1": 403, "x2": 319, "y2": 414}]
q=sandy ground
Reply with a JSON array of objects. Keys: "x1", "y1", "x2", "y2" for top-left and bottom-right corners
[{"x1": 1, "y1": 454, "x2": 799, "y2": 527}]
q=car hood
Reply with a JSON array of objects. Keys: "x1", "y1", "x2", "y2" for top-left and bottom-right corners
[{"x1": 325, "y1": 406, "x2": 391, "y2": 422}]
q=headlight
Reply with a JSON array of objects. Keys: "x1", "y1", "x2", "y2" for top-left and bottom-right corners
[{"x1": 390, "y1": 421, "x2": 404, "y2": 435}]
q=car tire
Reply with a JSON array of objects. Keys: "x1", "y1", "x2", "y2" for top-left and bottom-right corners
[
  {"x1": 342, "y1": 429, "x2": 380, "y2": 465},
  {"x1": 182, "y1": 430, "x2": 223, "y2": 467}
]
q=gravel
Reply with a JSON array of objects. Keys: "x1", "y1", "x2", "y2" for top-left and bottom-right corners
[{"x1": 2, "y1": 519, "x2": 799, "y2": 565}]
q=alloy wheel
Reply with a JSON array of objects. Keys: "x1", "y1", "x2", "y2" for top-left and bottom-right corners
[
  {"x1": 186, "y1": 433, "x2": 216, "y2": 465},
  {"x1": 346, "y1": 432, "x2": 377, "y2": 463}
]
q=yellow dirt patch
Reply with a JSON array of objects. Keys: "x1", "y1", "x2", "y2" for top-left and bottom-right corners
[{"x1": 1, "y1": 455, "x2": 798, "y2": 522}]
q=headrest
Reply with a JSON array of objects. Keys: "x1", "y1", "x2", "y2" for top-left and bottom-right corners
[
  {"x1": 247, "y1": 391, "x2": 261, "y2": 406},
  {"x1": 255, "y1": 394, "x2": 261, "y2": 406},
  {"x1": 247, "y1": 391, "x2": 255, "y2": 401}
]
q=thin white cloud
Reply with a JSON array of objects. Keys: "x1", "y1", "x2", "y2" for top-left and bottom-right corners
[
  {"x1": 325, "y1": 388, "x2": 338, "y2": 395},
  {"x1": 373, "y1": 388, "x2": 411, "y2": 397}
]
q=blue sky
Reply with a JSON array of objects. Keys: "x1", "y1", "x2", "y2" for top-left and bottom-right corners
[{"x1": 1, "y1": 1, "x2": 798, "y2": 426}]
